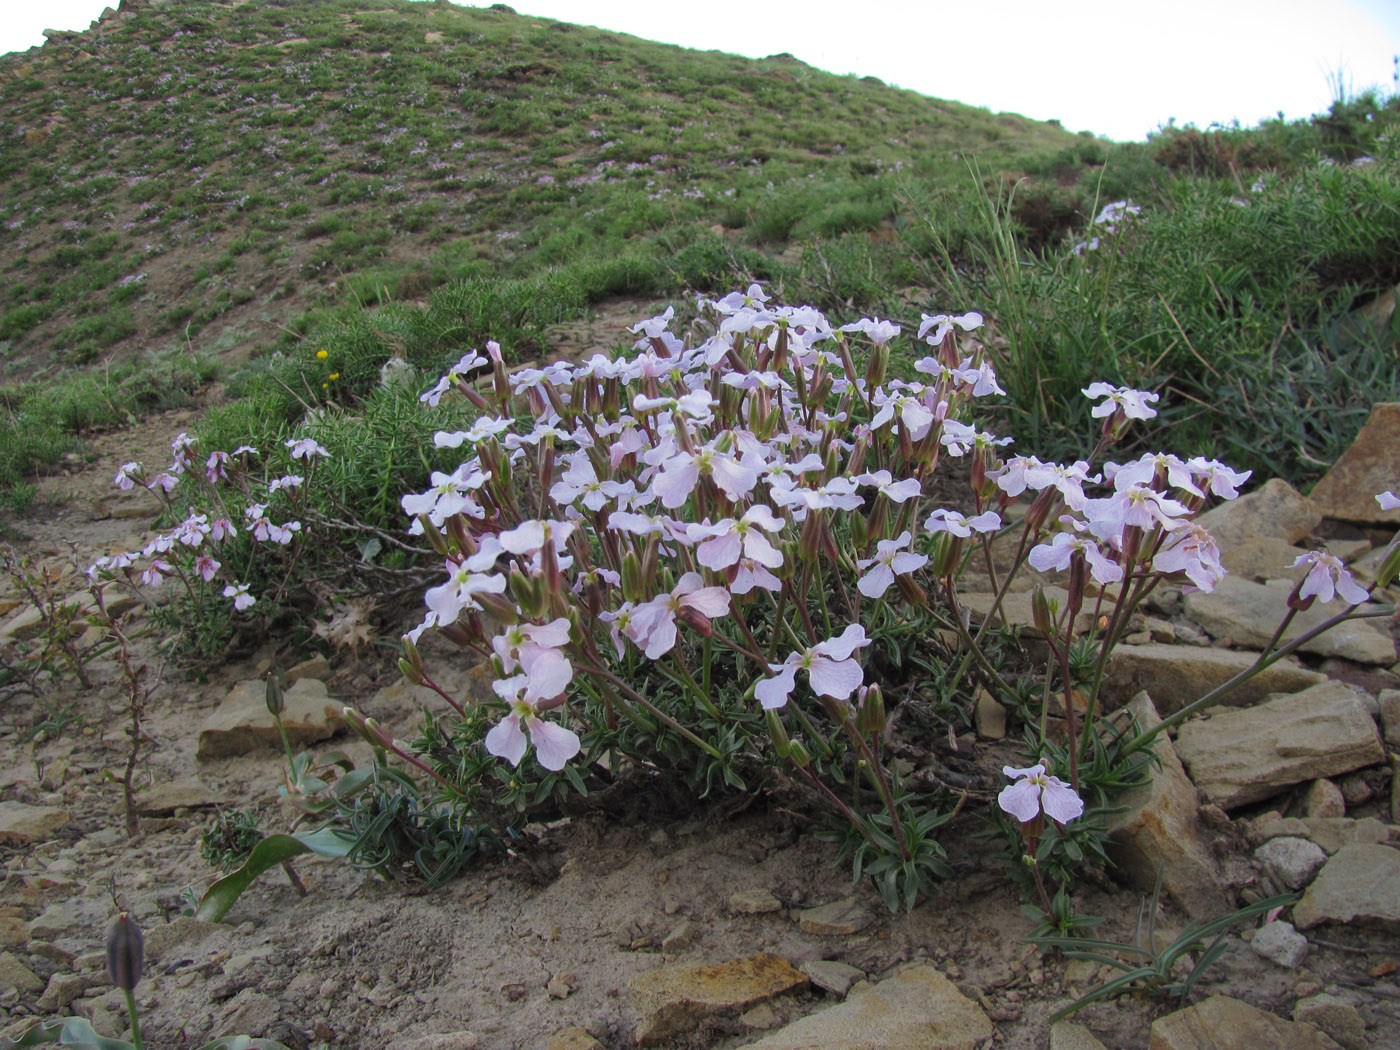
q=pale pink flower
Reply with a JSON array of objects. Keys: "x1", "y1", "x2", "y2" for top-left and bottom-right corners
[
  {"x1": 491, "y1": 618, "x2": 574, "y2": 701},
  {"x1": 1153, "y1": 524, "x2": 1225, "y2": 592},
  {"x1": 998, "y1": 763, "x2": 1083, "y2": 824},
  {"x1": 285, "y1": 436, "x2": 330, "y2": 460},
  {"x1": 755, "y1": 624, "x2": 871, "y2": 710},
  {"x1": 688, "y1": 506, "x2": 785, "y2": 571},
  {"x1": 1377, "y1": 491, "x2": 1400, "y2": 511},
  {"x1": 484, "y1": 675, "x2": 580, "y2": 772},
  {"x1": 628, "y1": 572, "x2": 731, "y2": 659},
  {"x1": 1291, "y1": 551, "x2": 1370, "y2": 606},
  {"x1": 1082, "y1": 383, "x2": 1159, "y2": 420},
  {"x1": 918, "y1": 311, "x2": 983, "y2": 343},
  {"x1": 1027, "y1": 530, "x2": 1123, "y2": 585},
  {"x1": 925, "y1": 509, "x2": 1002, "y2": 538},
  {"x1": 856, "y1": 531, "x2": 929, "y2": 598},
  {"x1": 425, "y1": 560, "x2": 508, "y2": 625},
  {"x1": 114, "y1": 462, "x2": 141, "y2": 490},
  {"x1": 222, "y1": 582, "x2": 255, "y2": 611},
  {"x1": 195, "y1": 555, "x2": 221, "y2": 582}
]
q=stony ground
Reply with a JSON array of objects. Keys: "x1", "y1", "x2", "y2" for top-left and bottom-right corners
[{"x1": 2, "y1": 405, "x2": 1400, "y2": 1050}]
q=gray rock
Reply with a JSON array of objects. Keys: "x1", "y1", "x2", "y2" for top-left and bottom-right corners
[
  {"x1": 400, "y1": 1035, "x2": 480, "y2": 1050},
  {"x1": 1196, "y1": 478, "x2": 1321, "y2": 550},
  {"x1": 1184, "y1": 576, "x2": 1395, "y2": 665},
  {"x1": 1219, "y1": 536, "x2": 1311, "y2": 582},
  {"x1": 1104, "y1": 694, "x2": 1228, "y2": 916},
  {"x1": 1101, "y1": 643, "x2": 1323, "y2": 714},
  {"x1": 1303, "y1": 779, "x2": 1346, "y2": 819},
  {"x1": 730, "y1": 888, "x2": 783, "y2": 915},
  {"x1": 0, "y1": 802, "x2": 71, "y2": 846},
  {"x1": 800, "y1": 959, "x2": 864, "y2": 997},
  {"x1": 1293, "y1": 843, "x2": 1400, "y2": 930},
  {"x1": 27, "y1": 901, "x2": 86, "y2": 941},
  {"x1": 1293, "y1": 994, "x2": 1366, "y2": 1050},
  {"x1": 795, "y1": 898, "x2": 874, "y2": 936},
  {"x1": 660, "y1": 920, "x2": 696, "y2": 953},
  {"x1": 1255, "y1": 837, "x2": 1328, "y2": 889},
  {"x1": 0, "y1": 952, "x2": 43, "y2": 994},
  {"x1": 134, "y1": 777, "x2": 221, "y2": 816},
  {"x1": 1249, "y1": 920, "x2": 1309, "y2": 968},
  {"x1": 628, "y1": 952, "x2": 807, "y2": 1045},
  {"x1": 143, "y1": 916, "x2": 220, "y2": 964},
  {"x1": 740, "y1": 964, "x2": 992, "y2": 1050},
  {"x1": 1250, "y1": 815, "x2": 1390, "y2": 855},
  {"x1": 1307, "y1": 402, "x2": 1400, "y2": 525},
  {"x1": 973, "y1": 689, "x2": 1006, "y2": 739},
  {"x1": 1379, "y1": 689, "x2": 1400, "y2": 747},
  {"x1": 197, "y1": 678, "x2": 343, "y2": 760},
  {"x1": 37, "y1": 972, "x2": 88, "y2": 1011},
  {"x1": 1174, "y1": 682, "x2": 1385, "y2": 809},
  {"x1": 1049, "y1": 1020, "x2": 1110, "y2": 1050},
  {"x1": 1150, "y1": 995, "x2": 1341, "y2": 1050}
]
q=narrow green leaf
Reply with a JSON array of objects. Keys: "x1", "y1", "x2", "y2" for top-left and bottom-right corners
[{"x1": 194, "y1": 830, "x2": 353, "y2": 922}]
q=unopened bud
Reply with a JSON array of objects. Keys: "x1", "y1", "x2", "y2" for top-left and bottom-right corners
[
  {"x1": 1286, "y1": 581, "x2": 1317, "y2": 613},
  {"x1": 864, "y1": 341, "x2": 889, "y2": 390},
  {"x1": 621, "y1": 551, "x2": 645, "y2": 603},
  {"x1": 677, "y1": 605, "x2": 713, "y2": 638},
  {"x1": 931, "y1": 533, "x2": 963, "y2": 577},
  {"x1": 1066, "y1": 551, "x2": 1088, "y2": 619},
  {"x1": 418, "y1": 514, "x2": 450, "y2": 557},
  {"x1": 765, "y1": 708, "x2": 791, "y2": 758},
  {"x1": 106, "y1": 913, "x2": 144, "y2": 992},
  {"x1": 895, "y1": 574, "x2": 929, "y2": 609},
  {"x1": 1375, "y1": 541, "x2": 1400, "y2": 588},
  {"x1": 264, "y1": 670, "x2": 285, "y2": 718},
  {"x1": 509, "y1": 569, "x2": 547, "y2": 619},
  {"x1": 786, "y1": 738, "x2": 812, "y2": 769},
  {"x1": 1032, "y1": 585, "x2": 1054, "y2": 635},
  {"x1": 473, "y1": 589, "x2": 520, "y2": 626},
  {"x1": 850, "y1": 511, "x2": 869, "y2": 550},
  {"x1": 855, "y1": 685, "x2": 886, "y2": 735}
]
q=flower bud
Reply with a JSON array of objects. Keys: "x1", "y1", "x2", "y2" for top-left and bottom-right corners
[
  {"x1": 765, "y1": 708, "x2": 791, "y2": 758},
  {"x1": 850, "y1": 511, "x2": 869, "y2": 551},
  {"x1": 264, "y1": 671, "x2": 285, "y2": 718},
  {"x1": 1285, "y1": 580, "x2": 1317, "y2": 612},
  {"x1": 864, "y1": 341, "x2": 889, "y2": 390},
  {"x1": 895, "y1": 573, "x2": 929, "y2": 609},
  {"x1": 106, "y1": 913, "x2": 144, "y2": 992},
  {"x1": 621, "y1": 551, "x2": 645, "y2": 603},
  {"x1": 677, "y1": 605, "x2": 714, "y2": 638},
  {"x1": 931, "y1": 533, "x2": 963, "y2": 577},
  {"x1": 473, "y1": 589, "x2": 520, "y2": 626},
  {"x1": 418, "y1": 514, "x2": 450, "y2": 557},
  {"x1": 1375, "y1": 541, "x2": 1400, "y2": 589},
  {"x1": 1066, "y1": 550, "x2": 1088, "y2": 619},
  {"x1": 509, "y1": 569, "x2": 547, "y2": 619},
  {"x1": 1031, "y1": 584, "x2": 1054, "y2": 636},
  {"x1": 855, "y1": 684, "x2": 885, "y2": 735},
  {"x1": 786, "y1": 738, "x2": 812, "y2": 769}
]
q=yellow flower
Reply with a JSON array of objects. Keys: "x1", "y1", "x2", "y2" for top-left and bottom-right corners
[
  {"x1": 328, "y1": 372, "x2": 340, "y2": 380},
  {"x1": 316, "y1": 349, "x2": 328, "y2": 360}
]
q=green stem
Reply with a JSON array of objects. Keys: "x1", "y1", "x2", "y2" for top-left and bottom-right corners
[{"x1": 123, "y1": 988, "x2": 144, "y2": 1050}]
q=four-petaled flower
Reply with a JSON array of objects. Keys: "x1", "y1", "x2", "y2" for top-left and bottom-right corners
[
  {"x1": 1291, "y1": 551, "x2": 1370, "y2": 606},
  {"x1": 756, "y1": 624, "x2": 871, "y2": 710},
  {"x1": 856, "y1": 531, "x2": 928, "y2": 598},
  {"x1": 484, "y1": 675, "x2": 581, "y2": 772},
  {"x1": 1082, "y1": 383, "x2": 1159, "y2": 421},
  {"x1": 997, "y1": 763, "x2": 1083, "y2": 825}
]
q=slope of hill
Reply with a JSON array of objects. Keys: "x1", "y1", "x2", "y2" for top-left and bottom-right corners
[{"x1": 0, "y1": 0, "x2": 1080, "y2": 377}]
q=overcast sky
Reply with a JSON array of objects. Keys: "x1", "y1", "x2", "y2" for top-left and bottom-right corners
[{"x1": 5, "y1": 0, "x2": 1398, "y2": 141}]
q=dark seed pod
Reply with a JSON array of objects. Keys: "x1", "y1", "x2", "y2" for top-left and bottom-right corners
[{"x1": 106, "y1": 912, "x2": 144, "y2": 991}]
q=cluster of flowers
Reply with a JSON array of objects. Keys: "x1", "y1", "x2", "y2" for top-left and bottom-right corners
[
  {"x1": 398, "y1": 285, "x2": 1297, "y2": 816},
  {"x1": 89, "y1": 433, "x2": 330, "y2": 610}
]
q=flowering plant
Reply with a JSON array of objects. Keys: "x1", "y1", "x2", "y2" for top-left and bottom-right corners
[{"x1": 369, "y1": 286, "x2": 1400, "y2": 912}]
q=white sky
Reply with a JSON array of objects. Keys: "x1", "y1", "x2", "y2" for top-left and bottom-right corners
[{"x1": 5, "y1": 0, "x2": 1399, "y2": 141}]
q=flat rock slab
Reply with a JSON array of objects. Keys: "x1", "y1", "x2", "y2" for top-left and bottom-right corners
[
  {"x1": 800, "y1": 960, "x2": 864, "y2": 997},
  {"x1": 1293, "y1": 843, "x2": 1400, "y2": 930},
  {"x1": 1102, "y1": 644, "x2": 1323, "y2": 714},
  {"x1": 1175, "y1": 681, "x2": 1385, "y2": 809},
  {"x1": 134, "y1": 777, "x2": 222, "y2": 816},
  {"x1": 197, "y1": 678, "x2": 343, "y2": 760},
  {"x1": 1050, "y1": 1021, "x2": 1110, "y2": 1050},
  {"x1": 1105, "y1": 694, "x2": 1227, "y2": 916},
  {"x1": 1184, "y1": 576, "x2": 1395, "y2": 665},
  {"x1": 730, "y1": 888, "x2": 783, "y2": 915},
  {"x1": 957, "y1": 587, "x2": 1094, "y2": 637},
  {"x1": 1195, "y1": 478, "x2": 1321, "y2": 550},
  {"x1": 795, "y1": 897, "x2": 875, "y2": 936},
  {"x1": 629, "y1": 952, "x2": 807, "y2": 1045},
  {"x1": 1250, "y1": 815, "x2": 1391, "y2": 855},
  {"x1": 1307, "y1": 402, "x2": 1400, "y2": 526},
  {"x1": 740, "y1": 963, "x2": 992, "y2": 1050},
  {"x1": 1149, "y1": 994, "x2": 1341, "y2": 1050},
  {"x1": 0, "y1": 802, "x2": 71, "y2": 846}
]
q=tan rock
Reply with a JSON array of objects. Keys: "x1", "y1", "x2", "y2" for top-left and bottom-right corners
[
  {"x1": 1293, "y1": 843, "x2": 1400, "y2": 930},
  {"x1": 0, "y1": 951, "x2": 43, "y2": 994},
  {"x1": 1050, "y1": 1020, "x2": 1110, "y2": 1050},
  {"x1": 1184, "y1": 576, "x2": 1395, "y2": 665},
  {"x1": 742, "y1": 963, "x2": 992, "y2": 1050},
  {"x1": 1196, "y1": 478, "x2": 1321, "y2": 550},
  {"x1": 730, "y1": 888, "x2": 783, "y2": 915},
  {"x1": 1105, "y1": 694, "x2": 1228, "y2": 916},
  {"x1": 0, "y1": 802, "x2": 71, "y2": 846},
  {"x1": 134, "y1": 777, "x2": 221, "y2": 816},
  {"x1": 545, "y1": 1028, "x2": 599, "y2": 1050},
  {"x1": 1101, "y1": 643, "x2": 1324, "y2": 714},
  {"x1": 1293, "y1": 994, "x2": 1365, "y2": 1050},
  {"x1": 1219, "y1": 536, "x2": 1309, "y2": 581},
  {"x1": 399, "y1": 1035, "x2": 479, "y2": 1050},
  {"x1": 1149, "y1": 995, "x2": 1341, "y2": 1049},
  {"x1": 1307, "y1": 402, "x2": 1400, "y2": 525},
  {"x1": 974, "y1": 689, "x2": 1006, "y2": 739},
  {"x1": 1302, "y1": 779, "x2": 1346, "y2": 819},
  {"x1": 197, "y1": 678, "x2": 343, "y2": 760},
  {"x1": 1175, "y1": 682, "x2": 1385, "y2": 809},
  {"x1": 795, "y1": 897, "x2": 874, "y2": 936},
  {"x1": 629, "y1": 952, "x2": 807, "y2": 1045}
]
